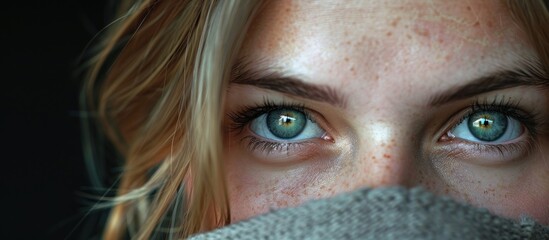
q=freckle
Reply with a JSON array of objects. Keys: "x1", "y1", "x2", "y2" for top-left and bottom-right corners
[
  {"x1": 473, "y1": 21, "x2": 480, "y2": 27},
  {"x1": 374, "y1": 75, "x2": 379, "y2": 80},
  {"x1": 372, "y1": 156, "x2": 376, "y2": 160},
  {"x1": 406, "y1": 34, "x2": 412, "y2": 39},
  {"x1": 466, "y1": 6, "x2": 471, "y2": 11},
  {"x1": 344, "y1": 57, "x2": 349, "y2": 62},
  {"x1": 383, "y1": 154, "x2": 391, "y2": 159},
  {"x1": 415, "y1": 27, "x2": 430, "y2": 37},
  {"x1": 345, "y1": 40, "x2": 352, "y2": 45},
  {"x1": 390, "y1": 17, "x2": 400, "y2": 27},
  {"x1": 386, "y1": 31, "x2": 392, "y2": 36}
]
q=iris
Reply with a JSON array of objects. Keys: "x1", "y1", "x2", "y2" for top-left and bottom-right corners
[
  {"x1": 266, "y1": 109, "x2": 306, "y2": 139},
  {"x1": 467, "y1": 111, "x2": 508, "y2": 141}
]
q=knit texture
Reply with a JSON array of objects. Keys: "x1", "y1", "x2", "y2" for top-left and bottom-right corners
[{"x1": 190, "y1": 187, "x2": 549, "y2": 240}]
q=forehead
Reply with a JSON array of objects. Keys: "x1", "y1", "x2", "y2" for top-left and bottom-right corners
[
  {"x1": 239, "y1": 0, "x2": 531, "y2": 81},
  {"x1": 243, "y1": 0, "x2": 519, "y2": 53}
]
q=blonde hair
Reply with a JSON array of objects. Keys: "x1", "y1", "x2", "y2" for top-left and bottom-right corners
[
  {"x1": 82, "y1": 1, "x2": 548, "y2": 239},
  {"x1": 83, "y1": 0, "x2": 262, "y2": 238}
]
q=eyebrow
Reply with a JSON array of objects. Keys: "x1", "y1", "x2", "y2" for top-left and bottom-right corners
[
  {"x1": 231, "y1": 61, "x2": 347, "y2": 108},
  {"x1": 231, "y1": 58, "x2": 549, "y2": 108},
  {"x1": 429, "y1": 60, "x2": 549, "y2": 106}
]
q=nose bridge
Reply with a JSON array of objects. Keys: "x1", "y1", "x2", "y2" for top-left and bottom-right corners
[{"x1": 354, "y1": 121, "x2": 416, "y2": 187}]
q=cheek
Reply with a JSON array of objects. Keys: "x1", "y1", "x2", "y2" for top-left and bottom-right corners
[
  {"x1": 225, "y1": 136, "x2": 549, "y2": 225},
  {"x1": 224, "y1": 138, "x2": 354, "y2": 222},
  {"x1": 426, "y1": 151, "x2": 549, "y2": 225},
  {"x1": 495, "y1": 162, "x2": 549, "y2": 225},
  {"x1": 226, "y1": 165, "x2": 335, "y2": 222}
]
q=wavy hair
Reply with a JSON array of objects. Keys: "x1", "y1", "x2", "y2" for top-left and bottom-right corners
[{"x1": 81, "y1": 1, "x2": 548, "y2": 239}]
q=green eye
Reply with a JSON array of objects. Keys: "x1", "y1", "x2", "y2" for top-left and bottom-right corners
[
  {"x1": 451, "y1": 110, "x2": 522, "y2": 144},
  {"x1": 249, "y1": 107, "x2": 325, "y2": 141},
  {"x1": 467, "y1": 111, "x2": 507, "y2": 141},
  {"x1": 266, "y1": 109, "x2": 306, "y2": 139}
]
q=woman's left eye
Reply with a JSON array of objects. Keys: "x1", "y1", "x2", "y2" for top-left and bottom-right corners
[
  {"x1": 450, "y1": 110, "x2": 524, "y2": 143},
  {"x1": 249, "y1": 108, "x2": 326, "y2": 141}
]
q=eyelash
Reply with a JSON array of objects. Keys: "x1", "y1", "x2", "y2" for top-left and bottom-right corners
[
  {"x1": 228, "y1": 96, "x2": 542, "y2": 157},
  {"x1": 443, "y1": 96, "x2": 541, "y2": 158},
  {"x1": 229, "y1": 98, "x2": 308, "y2": 130},
  {"x1": 453, "y1": 96, "x2": 540, "y2": 138},
  {"x1": 228, "y1": 98, "x2": 318, "y2": 154}
]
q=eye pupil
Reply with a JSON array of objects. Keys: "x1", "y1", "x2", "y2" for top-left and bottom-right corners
[
  {"x1": 267, "y1": 109, "x2": 306, "y2": 139},
  {"x1": 468, "y1": 111, "x2": 507, "y2": 141}
]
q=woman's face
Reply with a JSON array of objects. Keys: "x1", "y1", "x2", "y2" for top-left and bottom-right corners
[{"x1": 223, "y1": 0, "x2": 549, "y2": 224}]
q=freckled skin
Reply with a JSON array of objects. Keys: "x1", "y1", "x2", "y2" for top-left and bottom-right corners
[{"x1": 224, "y1": 0, "x2": 549, "y2": 225}]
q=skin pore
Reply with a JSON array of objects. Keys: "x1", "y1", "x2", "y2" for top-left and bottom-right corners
[{"x1": 223, "y1": 0, "x2": 549, "y2": 224}]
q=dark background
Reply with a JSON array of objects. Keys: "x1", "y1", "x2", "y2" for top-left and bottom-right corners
[{"x1": 2, "y1": 1, "x2": 112, "y2": 239}]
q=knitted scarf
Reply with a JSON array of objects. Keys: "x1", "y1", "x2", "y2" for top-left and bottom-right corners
[{"x1": 190, "y1": 187, "x2": 549, "y2": 240}]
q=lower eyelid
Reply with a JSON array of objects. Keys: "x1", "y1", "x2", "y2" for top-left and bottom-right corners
[
  {"x1": 240, "y1": 135, "x2": 331, "y2": 164},
  {"x1": 434, "y1": 136, "x2": 532, "y2": 165}
]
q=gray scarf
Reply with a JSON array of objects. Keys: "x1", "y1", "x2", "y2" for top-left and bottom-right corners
[{"x1": 190, "y1": 187, "x2": 549, "y2": 239}]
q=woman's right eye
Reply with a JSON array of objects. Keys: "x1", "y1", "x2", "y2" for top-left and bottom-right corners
[{"x1": 249, "y1": 108, "x2": 326, "y2": 141}]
